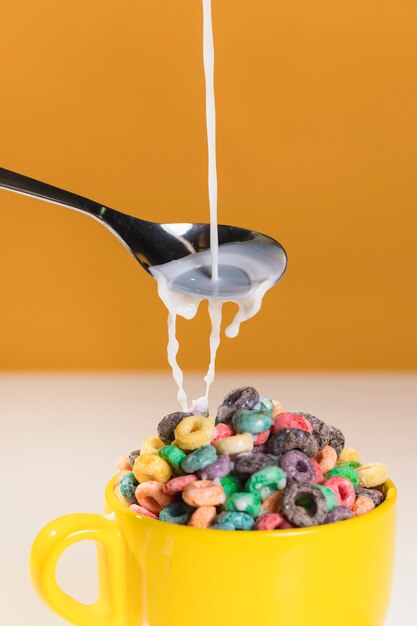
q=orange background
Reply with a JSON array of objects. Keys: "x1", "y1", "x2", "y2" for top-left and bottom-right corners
[{"x1": 1, "y1": 0, "x2": 416, "y2": 371}]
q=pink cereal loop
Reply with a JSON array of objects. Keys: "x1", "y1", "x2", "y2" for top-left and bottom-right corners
[
  {"x1": 323, "y1": 476, "x2": 356, "y2": 509},
  {"x1": 163, "y1": 474, "x2": 198, "y2": 496},
  {"x1": 272, "y1": 412, "x2": 313, "y2": 435},
  {"x1": 310, "y1": 458, "x2": 324, "y2": 484},
  {"x1": 135, "y1": 481, "x2": 175, "y2": 515},
  {"x1": 129, "y1": 504, "x2": 158, "y2": 519},
  {"x1": 183, "y1": 480, "x2": 226, "y2": 507},
  {"x1": 116, "y1": 456, "x2": 132, "y2": 471},
  {"x1": 315, "y1": 445, "x2": 337, "y2": 473},
  {"x1": 188, "y1": 506, "x2": 217, "y2": 528},
  {"x1": 254, "y1": 429, "x2": 270, "y2": 446},
  {"x1": 255, "y1": 513, "x2": 294, "y2": 530},
  {"x1": 211, "y1": 423, "x2": 235, "y2": 445}
]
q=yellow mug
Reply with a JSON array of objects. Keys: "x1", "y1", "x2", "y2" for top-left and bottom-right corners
[{"x1": 31, "y1": 477, "x2": 397, "y2": 626}]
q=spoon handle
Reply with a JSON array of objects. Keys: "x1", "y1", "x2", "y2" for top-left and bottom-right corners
[{"x1": 0, "y1": 167, "x2": 109, "y2": 217}]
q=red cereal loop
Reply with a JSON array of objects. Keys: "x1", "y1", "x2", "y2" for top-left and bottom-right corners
[
  {"x1": 211, "y1": 423, "x2": 235, "y2": 444},
  {"x1": 255, "y1": 513, "x2": 294, "y2": 531},
  {"x1": 324, "y1": 476, "x2": 356, "y2": 509},
  {"x1": 310, "y1": 458, "x2": 324, "y2": 484},
  {"x1": 271, "y1": 412, "x2": 313, "y2": 435},
  {"x1": 163, "y1": 474, "x2": 198, "y2": 496},
  {"x1": 253, "y1": 429, "x2": 270, "y2": 446}
]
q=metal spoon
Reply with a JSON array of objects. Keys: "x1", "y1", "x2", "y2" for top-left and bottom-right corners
[{"x1": 0, "y1": 167, "x2": 287, "y2": 298}]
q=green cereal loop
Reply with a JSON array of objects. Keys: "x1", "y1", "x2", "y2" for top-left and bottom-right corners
[
  {"x1": 159, "y1": 501, "x2": 192, "y2": 525},
  {"x1": 220, "y1": 474, "x2": 242, "y2": 496},
  {"x1": 211, "y1": 521, "x2": 235, "y2": 530},
  {"x1": 246, "y1": 466, "x2": 287, "y2": 496},
  {"x1": 337, "y1": 461, "x2": 361, "y2": 469},
  {"x1": 254, "y1": 396, "x2": 274, "y2": 415},
  {"x1": 181, "y1": 445, "x2": 217, "y2": 474},
  {"x1": 216, "y1": 511, "x2": 254, "y2": 530},
  {"x1": 232, "y1": 409, "x2": 273, "y2": 435},
  {"x1": 158, "y1": 445, "x2": 186, "y2": 473},
  {"x1": 119, "y1": 472, "x2": 139, "y2": 503},
  {"x1": 226, "y1": 492, "x2": 262, "y2": 517},
  {"x1": 325, "y1": 466, "x2": 359, "y2": 489},
  {"x1": 315, "y1": 485, "x2": 338, "y2": 512}
]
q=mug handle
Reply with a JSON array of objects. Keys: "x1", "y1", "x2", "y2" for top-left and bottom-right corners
[{"x1": 30, "y1": 513, "x2": 128, "y2": 626}]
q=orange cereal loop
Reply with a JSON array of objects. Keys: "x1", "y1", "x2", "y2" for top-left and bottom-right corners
[
  {"x1": 114, "y1": 485, "x2": 132, "y2": 507},
  {"x1": 352, "y1": 495, "x2": 375, "y2": 517},
  {"x1": 133, "y1": 454, "x2": 172, "y2": 483},
  {"x1": 188, "y1": 506, "x2": 217, "y2": 528},
  {"x1": 338, "y1": 447, "x2": 360, "y2": 465},
  {"x1": 315, "y1": 445, "x2": 337, "y2": 473},
  {"x1": 135, "y1": 481, "x2": 175, "y2": 515},
  {"x1": 116, "y1": 456, "x2": 132, "y2": 471},
  {"x1": 183, "y1": 480, "x2": 226, "y2": 507},
  {"x1": 272, "y1": 400, "x2": 285, "y2": 417},
  {"x1": 114, "y1": 470, "x2": 131, "y2": 486},
  {"x1": 262, "y1": 490, "x2": 282, "y2": 514}
]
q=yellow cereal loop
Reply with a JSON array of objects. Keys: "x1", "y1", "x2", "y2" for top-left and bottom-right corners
[
  {"x1": 272, "y1": 400, "x2": 285, "y2": 418},
  {"x1": 114, "y1": 485, "x2": 132, "y2": 507},
  {"x1": 357, "y1": 463, "x2": 388, "y2": 488},
  {"x1": 133, "y1": 454, "x2": 172, "y2": 483},
  {"x1": 338, "y1": 447, "x2": 360, "y2": 464},
  {"x1": 140, "y1": 436, "x2": 165, "y2": 455},
  {"x1": 174, "y1": 415, "x2": 215, "y2": 450},
  {"x1": 213, "y1": 433, "x2": 253, "y2": 456}
]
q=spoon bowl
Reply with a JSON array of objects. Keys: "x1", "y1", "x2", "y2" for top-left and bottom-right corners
[{"x1": 0, "y1": 167, "x2": 287, "y2": 299}]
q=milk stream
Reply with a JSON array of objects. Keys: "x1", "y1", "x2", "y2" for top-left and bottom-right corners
[
  {"x1": 202, "y1": 0, "x2": 219, "y2": 283},
  {"x1": 204, "y1": 299, "x2": 223, "y2": 397},
  {"x1": 151, "y1": 0, "x2": 279, "y2": 410}
]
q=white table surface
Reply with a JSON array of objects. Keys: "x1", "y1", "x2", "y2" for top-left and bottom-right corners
[{"x1": 1, "y1": 373, "x2": 416, "y2": 626}]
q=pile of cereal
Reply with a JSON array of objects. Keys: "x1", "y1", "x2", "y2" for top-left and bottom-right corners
[{"x1": 114, "y1": 387, "x2": 388, "y2": 530}]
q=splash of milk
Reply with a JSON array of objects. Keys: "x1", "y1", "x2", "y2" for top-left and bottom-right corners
[{"x1": 152, "y1": 259, "x2": 276, "y2": 411}]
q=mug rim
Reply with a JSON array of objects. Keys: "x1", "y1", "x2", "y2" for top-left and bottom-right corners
[{"x1": 106, "y1": 475, "x2": 397, "y2": 537}]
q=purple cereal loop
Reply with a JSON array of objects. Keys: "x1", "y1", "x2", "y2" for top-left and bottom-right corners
[
  {"x1": 200, "y1": 454, "x2": 233, "y2": 480},
  {"x1": 325, "y1": 506, "x2": 353, "y2": 524},
  {"x1": 280, "y1": 450, "x2": 316, "y2": 483},
  {"x1": 356, "y1": 488, "x2": 384, "y2": 507},
  {"x1": 235, "y1": 452, "x2": 279, "y2": 480}
]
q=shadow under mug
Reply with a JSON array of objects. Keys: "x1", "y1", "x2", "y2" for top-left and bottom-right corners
[{"x1": 30, "y1": 477, "x2": 397, "y2": 626}]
